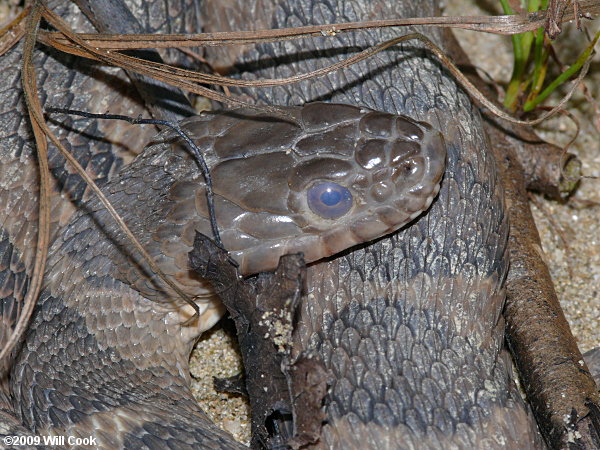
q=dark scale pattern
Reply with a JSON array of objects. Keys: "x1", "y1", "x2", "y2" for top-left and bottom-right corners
[
  {"x1": 201, "y1": 0, "x2": 545, "y2": 447},
  {"x1": 0, "y1": 0, "x2": 152, "y2": 376},
  {"x1": 0, "y1": 233, "x2": 29, "y2": 331},
  {"x1": 1, "y1": 0, "x2": 244, "y2": 447},
  {"x1": 12, "y1": 290, "x2": 242, "y2": 448},
  {"x1": 318, "y1": 295, "x2": 510, "y2": 431}
]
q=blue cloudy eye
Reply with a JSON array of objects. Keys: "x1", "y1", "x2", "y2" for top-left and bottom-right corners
[{"x1": 307, "y1": 182, "x2": 353, "y2": 219}]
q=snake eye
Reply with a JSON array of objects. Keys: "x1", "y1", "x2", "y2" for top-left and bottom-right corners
[{"x1": 307, "y1": 182, "x2": 353, "y2": 219}]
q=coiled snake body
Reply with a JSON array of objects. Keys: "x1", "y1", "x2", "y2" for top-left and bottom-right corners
[{"x1": 0, "y1": 0, "x2": 547, "y2": 448}]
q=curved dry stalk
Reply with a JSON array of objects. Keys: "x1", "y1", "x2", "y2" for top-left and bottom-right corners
[
  {"x1": 5, "y1": 3, "x2": 204, "y2": 362},
  {"x1": 39, "y1": 6, "x2": 251, "y2": 108},
  {"x1": 39, "y1": 28, "x2": 424, "y2": 88},
  {"x1": 40, "y1": 4, "x2": 596, "y2": 130},
  {"x1": 407, "y1": 34, "x2": 593, "y2": 127},
  {"x1": 38, "y1": 0, "x2": 600, "y2": 50},
  {"x1": 0, "y1": 2, "x2": 49, "y2": 366}
]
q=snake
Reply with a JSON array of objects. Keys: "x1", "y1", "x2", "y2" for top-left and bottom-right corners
[{"x1": 0, "y1": 0, "x2": 551, "y2": 448}]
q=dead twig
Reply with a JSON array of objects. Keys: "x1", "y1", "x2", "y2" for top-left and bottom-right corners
[
  {"x1": 188, "y1": 233, "x2": 327, "y2": 449},
  {"x1": 37, "y1": 0, "x2": 600, "y2": 50},
  {"x1": 0, "y1": 2, "x2": 50, "y2": 369}
]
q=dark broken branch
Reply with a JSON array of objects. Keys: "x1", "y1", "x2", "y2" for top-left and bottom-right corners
[
  {"x1": 189, "y1": 233, "x2": 327, "y2": 449},
  {"x1": 497, "y1": 133, "x2": 600, "y2": 449}
]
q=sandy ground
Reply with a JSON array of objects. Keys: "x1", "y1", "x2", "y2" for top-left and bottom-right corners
[{"x1": 1, "y1": 1, "x2": 598, "y2": 446}]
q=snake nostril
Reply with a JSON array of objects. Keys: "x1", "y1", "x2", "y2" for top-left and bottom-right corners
[
  {"x1": 403, "y1": 162, "x2": 417, "y2": 175},
  {"x1": 392, "y1": 158, "x2": 424, "y2": 184},
  {"x1": 307, "y1": 181, "x2": 353, "y2": 219}
]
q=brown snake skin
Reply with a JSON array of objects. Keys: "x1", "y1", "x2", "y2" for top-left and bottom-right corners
[{"x1": 0, "y1": 0, "x2": 552, "y2": 448}]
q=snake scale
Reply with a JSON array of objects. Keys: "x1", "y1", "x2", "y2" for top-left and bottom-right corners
[{"x1": 0, "y1": 0, "x2": 551, "y2": 448}]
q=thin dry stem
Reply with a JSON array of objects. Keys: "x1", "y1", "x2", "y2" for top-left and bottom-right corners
[
  {"x1": 38, "y1": 0, "x2": 600, "y2": 50},
  {"x1": 0, "y1": 2, "x2": 49, "y2": 366},
  {"x1": 38, "y1": 5, "x2": 596, "y2": 129}
]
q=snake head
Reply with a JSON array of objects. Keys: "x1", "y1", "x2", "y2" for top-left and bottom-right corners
[{"x1": 166, "y1": 103, "x2": 446, "y2": 276}]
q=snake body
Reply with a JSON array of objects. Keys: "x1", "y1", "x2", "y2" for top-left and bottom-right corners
[
  {"x1": 9, "y1": 105, "x2": 442, "y2": 447},
  {"x1": 202, "y1": 0, "x2": 547, "y2": 447},
  {"x1": 0, "y1": 0, "x2": 548, "y2": 448}
]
